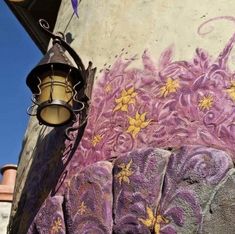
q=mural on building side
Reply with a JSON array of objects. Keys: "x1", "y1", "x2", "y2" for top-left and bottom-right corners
[
  {"x1": 11, "y1": 16, "x2": 235, "y2": 234},
  {"x1": 67, "y1": 16, "x2": 235, "y2": 170}
]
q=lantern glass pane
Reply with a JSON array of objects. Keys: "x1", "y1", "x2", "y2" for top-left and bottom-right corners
[
  {"x1": 38, "y1": 75, "x2": 73, "y2": 105},
  {"x1": 35, "y1": 73, "x2": 75, "y2": 126},
  {"x1": 39, "y1": 105, "x2": 71, "y2": 125}
]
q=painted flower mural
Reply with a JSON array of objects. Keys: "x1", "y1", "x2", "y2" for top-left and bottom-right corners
[
  {"x1": 67, "y1": 16, "x2": 235, "y2": 171},
  {"x1": 13, "y1": 16, "x2": 235, "y2": 234}
]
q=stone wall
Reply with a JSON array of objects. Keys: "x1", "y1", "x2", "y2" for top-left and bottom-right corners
[{"x1": 9, "y1": 0, "x2": 235, "y2": 233}]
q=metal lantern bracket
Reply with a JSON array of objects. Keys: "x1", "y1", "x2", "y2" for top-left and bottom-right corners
[
  {"x1": 27, "y1": 19, "x2": 96, "y2": 139},
  {"x1": 39, "y1": 19, "x2": 86, "y2": 84}
]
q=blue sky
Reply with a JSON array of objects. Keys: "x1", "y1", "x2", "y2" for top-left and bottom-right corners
[{"x1": 0, "y1": 2, "x2": 41, "y2": 168}]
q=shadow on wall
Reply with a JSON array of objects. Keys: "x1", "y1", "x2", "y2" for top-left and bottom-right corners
[{"x1": 8, "y1": 122, "x2": 86, "y2": 234}]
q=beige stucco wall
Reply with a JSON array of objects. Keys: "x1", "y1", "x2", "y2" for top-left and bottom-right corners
[
  {"x1": 55, "y1": 0, "x2": 235, "y2": 72},
  {"x1": 0, "y1": 202, "x2": 11, "y2": 234}
]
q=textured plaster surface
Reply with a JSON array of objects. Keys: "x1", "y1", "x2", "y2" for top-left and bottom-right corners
[
  {"x1": 9, "y1": 0, "x2": 235, "y2": 233},
  {"x1": 0, "y1": 202, "x2": 11, "y2": 234},
  {"x1": 9, "y1": 117, "x2": 52, "y2": 221},
  {"x1": 201, "y1": 169, "x2": 235, "y2": 234},
  {"x1": 55, "y1": 0, "x2": 235, "y2": 71}
]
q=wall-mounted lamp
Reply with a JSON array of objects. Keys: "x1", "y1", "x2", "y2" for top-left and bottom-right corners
[{"x1": 27, "y1": 19, "x2": 90, "y2": 127}]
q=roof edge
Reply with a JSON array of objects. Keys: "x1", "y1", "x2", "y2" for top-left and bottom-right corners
[{"x1": 4, "y1": 0, "x2": 62, "y2": 53}]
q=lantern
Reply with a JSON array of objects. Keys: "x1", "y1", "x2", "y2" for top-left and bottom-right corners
[{"x1": 26, "y1": 20, "x2": 86, "y2": 127}]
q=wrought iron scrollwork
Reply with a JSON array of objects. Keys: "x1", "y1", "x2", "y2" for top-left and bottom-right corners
[{"x1": 36, "y1": 19, "x2": 96, "y2": 140}]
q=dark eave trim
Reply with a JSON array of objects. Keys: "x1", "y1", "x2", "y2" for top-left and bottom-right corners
[{"x1": 4, "y1": 0, "x2": 62, "y2": 53}]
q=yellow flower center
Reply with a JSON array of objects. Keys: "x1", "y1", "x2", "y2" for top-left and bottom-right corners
[
  {"x1": 226, "y1": 81, "x2": 235, "y2": 101},
  {"x1": 51, "y1": 217, "x2": 62, "y2": 233},
  {"x1": 78, "y1": 201, "x2": 87, "y2": 215},
  {"x1": 105, "y1": 84, "x2": 112, "y2": 93},
  {"x1": 127, "y1": 111, "x2": 151, "y2": 138},
  {"x1": 115, "y1": 160, "x2": 133, "y2": 184},
  {"x1": 122, "y1": 95, "x2": 131, "y2": 104},
  {"x1": 113, "y1": 87, "x2": 137, "y2": 112},
  {"x1": 91, "y1": 134, "x2": 103, "y2": 146},
  {"x1": 135, "y1": 119, "x2": 143, "y2": 127},
  {"x1": 160, "y1": 77, "x2": 179, "y2": 97},
  {"x1": 139, "y1": 207, "x2": 169, "y2": 234},
  {"x1": 198, "y1": 95, "x2": 213, "y2": 110}
]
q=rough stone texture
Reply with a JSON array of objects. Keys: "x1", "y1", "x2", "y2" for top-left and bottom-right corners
[
  {"x1": 29, "y1": 196, "x2": 66, "y2": 234},
  {"x1": 201, "y1": 169, "x2": 235, "y2": 234},
  {"x1": 18, "y1": 146, "x2": 235, "y2": 233},
  {"x1": 8, "y1": 0, "x2": 235, "y2": 233},
  {"x1": 27, "y1": 160, "x2": 113, "y2": 234},
  {"x1": 113, "y1": 148, "x2": 170, "y2": 233},
  {"x1": 63, "y1": 161, "x2": 113, "y2": 234},
  {"x1": 0, "y1": 202, "x2": 11, "y2": 234},
  {"x1": 159, "y1": 146, "x2": 233, "y2": 234}
]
